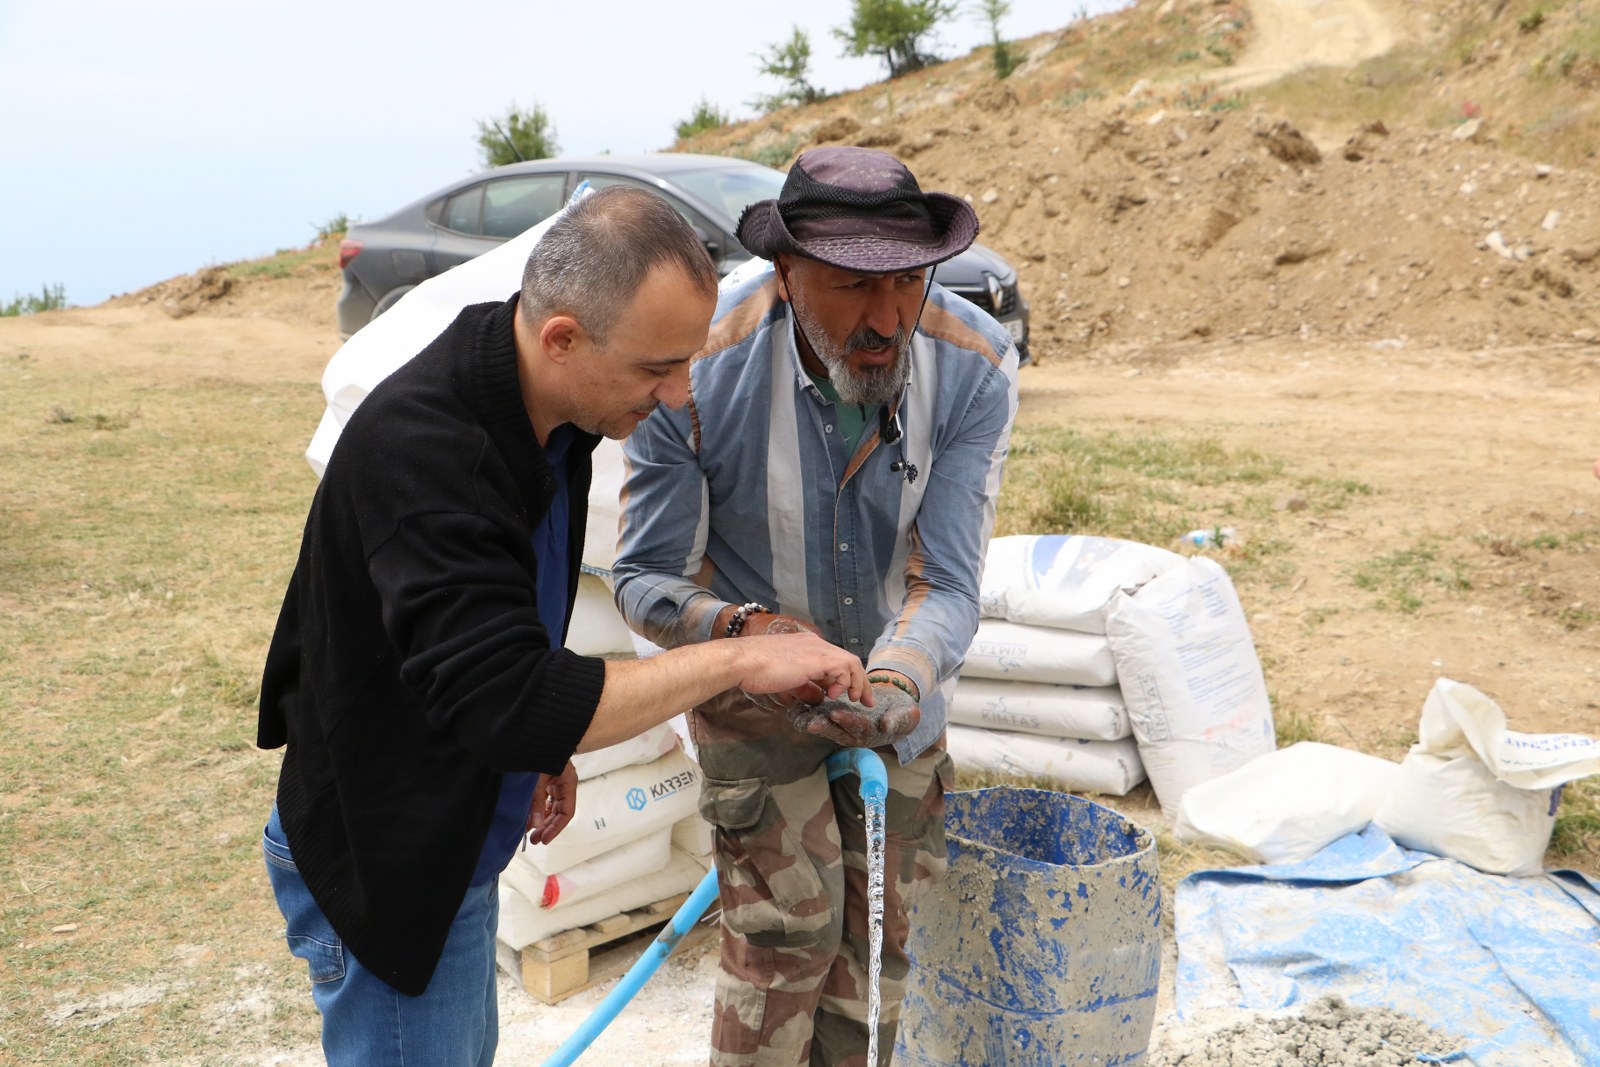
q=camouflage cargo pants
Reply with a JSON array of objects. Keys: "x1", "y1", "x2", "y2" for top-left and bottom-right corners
[{"x1": 690, "y1": 690, "x2": 953, "y2": 1067}]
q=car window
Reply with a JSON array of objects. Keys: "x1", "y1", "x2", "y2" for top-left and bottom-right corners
[
  {"x1": 441, "y1": 187, "x2": 483, "y2": 235},
  {"x1": 670, "y1": 165, "x2": 787, "y2": 224},
  {"x1": 576, "y1": 173, "x2": 714, "y2": 235},
  {"x1": 481, "y1": 174, "x2": 568, "y2": 239}
]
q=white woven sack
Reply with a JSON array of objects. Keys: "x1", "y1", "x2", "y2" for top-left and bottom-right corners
[
  {"x1": 565, "y1": 571, "x2": 637, "y2": 657},
  {"x1": 670, "y1": 812, "x2": 714, "y2": 858},
  {"x1": 1176, "y1": 742, "x2": 1401, "y2": 864},
  {"x1": 979, "y1": 534, "x2": 1183, "y2": 633},
  {"x1": 960, "y1": 619, "x2": 1116, "y2": 686},
  {"x1": 945, "y1": 725, "x2": 1145, "y2": 796},
  {"x1": 1104, "y1": 556, "x2": 1276, "y2": 820},
  {"x1": 516, "y1": 747, "x2": 700, "y2": 874},
  {"x1": 570, "y1": 722, "x2": 680, "y2": 782},
  {"x1": 1375, "y1": 749, "x2": 1559, "y2": 876},
  {"x1": 496, "y1": 845, "x2": 711, "y2": 952},
  {"x1": 1415, "y1": 677, "x2": 1600, "y2": 790},
  {"x1": 948, "y1": 677, "x2": 1130, "y2": 741},
  {"x1": 537, "y1": 830, "x2": 673, "y2": 910}
]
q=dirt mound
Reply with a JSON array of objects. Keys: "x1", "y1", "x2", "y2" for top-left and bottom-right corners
[
  {"x1": 108, "y1": 246, "x2": 340, "y2": 336},
  {"x1": 792, "y1": 97, "x2": 1600, "y2": 361},
  {"x1": 680, "y1": 0, "x2": 1600, "y2": 364}
]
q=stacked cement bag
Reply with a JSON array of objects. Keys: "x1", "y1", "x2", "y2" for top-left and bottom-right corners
[
  {"x1": 1104, "y1": 555, "x2": 1278, "y2": 819},
  {"x1": 497, "y1": 722, "x2": 715, "y2": 953},
  {"x1": 949, "y1": 535, "x2": 1184, "y2": 796}
]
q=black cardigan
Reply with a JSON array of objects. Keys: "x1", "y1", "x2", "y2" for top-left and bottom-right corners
[{"x1": 258, "y1": 296, "x2": 607, "y2": 996}]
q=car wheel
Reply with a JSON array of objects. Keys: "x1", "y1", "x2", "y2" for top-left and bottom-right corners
[{"x1": 370, "y1": 285, "x2": 417, "y2": 322}]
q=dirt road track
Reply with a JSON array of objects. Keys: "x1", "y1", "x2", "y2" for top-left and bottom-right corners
[{"x1": 1216, "y1": 0, "x2": 1399, "y2": 89}]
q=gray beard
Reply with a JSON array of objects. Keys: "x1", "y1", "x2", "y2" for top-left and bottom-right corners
[{"x1": 793, "y1": 302, "x2": 911, "y2": 409}]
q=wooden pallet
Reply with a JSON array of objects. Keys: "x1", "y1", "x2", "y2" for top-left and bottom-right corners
[{"x1": 499, "y1": 890, "x2": 719, "y2": 1004}]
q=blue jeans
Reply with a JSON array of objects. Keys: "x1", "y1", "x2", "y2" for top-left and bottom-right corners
[{"x1": 263, "y1": 806, "x2": 500, "y2": 1067}]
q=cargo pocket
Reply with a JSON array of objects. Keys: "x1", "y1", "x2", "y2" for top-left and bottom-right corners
[
  {"x1": 895, "y1": 750, "x2": 956, "y2": 907},
  {"x1": 699, "y1": 776, "x2": 828, "y2": 945}
]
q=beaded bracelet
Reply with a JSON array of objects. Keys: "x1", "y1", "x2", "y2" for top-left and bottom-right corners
[
  {"x1": 724, "y1": 602, "x2": 771, "y2": 639},
  {"x1": 868, "y1": 674, "x2": 918, "y2": 700}
]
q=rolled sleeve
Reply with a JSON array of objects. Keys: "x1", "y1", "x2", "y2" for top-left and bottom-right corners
[{"x1": 612, "y1": 404, "x2": 727, "y2": 648}]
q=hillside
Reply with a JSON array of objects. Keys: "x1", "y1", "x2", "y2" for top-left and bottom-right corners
[
  {"x1": 683, "y1": 0, "x2": 1600, "y2": 361},
  {"x1": 108, "y1": 0, "x2": 1600, "y2": 367}
]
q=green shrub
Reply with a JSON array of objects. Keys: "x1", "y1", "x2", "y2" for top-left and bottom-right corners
[
  {"x1": 675, "y1": 97, "x2": 731, "y2": 141},
  {"x1": 1, "y1": 283, "x2": 67, "y2": 316}
]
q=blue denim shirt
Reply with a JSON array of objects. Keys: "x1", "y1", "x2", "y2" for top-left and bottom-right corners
[{"x1": 611, "y1": 268, "x2": 1018, "y2": 763}]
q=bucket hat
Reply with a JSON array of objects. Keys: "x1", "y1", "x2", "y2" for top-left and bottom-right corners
[{"x1": 735, "y1": 146, "x2": 979, "y2": 273}]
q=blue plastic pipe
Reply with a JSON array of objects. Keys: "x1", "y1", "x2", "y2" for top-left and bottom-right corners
[
  {"x1": 537, "y1": 747, "x2": 888, "y2": 1067},
  {"x1": 825, "y1": 745, "x2": 889, "y2": 803}
]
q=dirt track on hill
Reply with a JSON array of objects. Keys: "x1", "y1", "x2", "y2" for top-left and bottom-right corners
[{"x1": 1217, "y1": 0, "x2": 1400, "y2": 89}]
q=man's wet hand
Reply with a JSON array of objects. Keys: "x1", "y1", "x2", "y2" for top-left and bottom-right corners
[{"x1": 785, "y1": 680, "x2": 919, "y2": 748}]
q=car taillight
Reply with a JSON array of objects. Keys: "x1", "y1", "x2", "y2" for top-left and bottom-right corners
[{"x1": 338, "y1": 238, "x2": 363, "y2": 270}]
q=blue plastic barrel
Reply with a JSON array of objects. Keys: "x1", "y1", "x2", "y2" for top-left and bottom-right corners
[{"x1": 895, "y1": 788, "x2": 1161, "y2": 1066}]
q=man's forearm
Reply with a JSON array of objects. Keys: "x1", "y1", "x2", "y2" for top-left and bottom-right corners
[{"x1": 576, "y1": 633, "x2": 869, "y2": 752}]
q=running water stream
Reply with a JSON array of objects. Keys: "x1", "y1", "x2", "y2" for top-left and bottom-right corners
[{"x1": 864, "y1": 792, "x2": 887, "y2": 1066}]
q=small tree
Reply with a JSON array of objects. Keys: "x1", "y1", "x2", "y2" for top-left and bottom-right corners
[
  {"x1": 975, "y1": 0, "x2": 1017, "y2": 79},
  {"x1": 476, "y1": 102, "x2": 559, "y2": 168},
  {"x1": 835, "y1": 0, "x2": 958, "y2": 79},
  {"x1": 674, "y1": 96, "x2": 731, "y2": 141},
  {"x1": 751, "y1": 26, "x2": 826, "y2": 113}
]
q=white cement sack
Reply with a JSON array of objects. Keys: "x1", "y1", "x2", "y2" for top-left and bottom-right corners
[
  {"x1": 948, "y1": 678, "x2": 1130, "y2": 741},
  {"x1": 1104, "y1": 556, "x2": 1276, "y2": 820},
  {"x1": 534, "y1": 829, "x2": 673, "y2": 910},
  {"x1": 565, "y1": 571, "x2": 636, "y2": 656},
  {"x1": 945, "y1": 725, "x2": 1145, "y2": 796},
  {"x1": 1176, "y1": 742, "x2": 1401, "y2": 864},
  {"x1": 670, "y1": 812, "x2": 714, "y2": 857},
  {"x1": 583, "y1": 440, "x2": 627, "y2": 571},
  {"x1": 1367, "y1": 678, "x2": 1591, "y2": 876},
  {"x1": 1414, "y1": 677, "x2": 1600, "y2": 790},
  {"x1": 1375, "y1": 749, "x2": 1560, "y2": 877},
  {"x1": 979, "y1": 534, "x2": 1183, "y2": 633},
  {"x1": 960, "y1": 620, "x2": 1117, "y2": 686},
  {"x1": 496, "y1": 845, "x2": 712, "y2": 952},
  {"x1": 569, "y1": 722, "x2": 680, "y2": 782},
  {"x1": 516, "y1": 747, "x2": 700, "y2": 874}
]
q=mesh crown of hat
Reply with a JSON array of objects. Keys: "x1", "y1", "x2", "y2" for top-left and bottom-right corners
[{"x1": 779, "y1": 159, "x2": 928, "y2": 223}]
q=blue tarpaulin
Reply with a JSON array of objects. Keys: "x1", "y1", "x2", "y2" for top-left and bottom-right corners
[{"x1": 1175, "y1": 826, "x2": 1600, "y2": 1066}]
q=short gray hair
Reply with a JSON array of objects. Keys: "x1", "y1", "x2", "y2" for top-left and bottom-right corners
[{"x1": 520, "y1": 185, "x2": 718, "y2": 347}]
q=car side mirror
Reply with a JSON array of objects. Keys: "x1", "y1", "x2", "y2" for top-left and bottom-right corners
[{"x1": 691, "y1": 224, "x2": 720, "y2": 262}]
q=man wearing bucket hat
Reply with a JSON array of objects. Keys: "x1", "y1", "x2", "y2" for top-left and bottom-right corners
[{"x1": 612, "y1": 146, "x2": 1019, "y2": 1064}]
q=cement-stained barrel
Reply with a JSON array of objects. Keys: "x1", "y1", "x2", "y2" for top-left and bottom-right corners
[{"x1": 895, "y1": 787, "x2": 1161, "y2": 1066}]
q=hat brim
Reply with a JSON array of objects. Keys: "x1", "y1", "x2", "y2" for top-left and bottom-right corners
[{"x1": 736, "y1": 192, "x2": 980, "y2": 273}]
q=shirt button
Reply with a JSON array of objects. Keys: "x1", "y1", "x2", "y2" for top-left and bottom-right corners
[
  {"x1": 825, "y1": 425, "x2": 834, "y2": 434},
  {"x1": 843, "y1": 597, "x2": 854, "y2": 605},
  {"x1": 839, "y1": 543, "x2": 849, "y2": 552},
  {"x1": 849, "y1": 638, "x2": 860, "y2": 645}
]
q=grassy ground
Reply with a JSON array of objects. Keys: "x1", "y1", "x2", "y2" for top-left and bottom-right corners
[
  {"x1": 5, "y1": 287, "x2": 1597, "y2": 1062},
  {"x1": 0, "y1": 347, "x2": 324, "y2": 1063}
]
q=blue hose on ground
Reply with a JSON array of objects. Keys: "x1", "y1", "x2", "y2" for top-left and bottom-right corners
[{"x1": 537, "y1": 747, "x2": 888, "y2": 1067}]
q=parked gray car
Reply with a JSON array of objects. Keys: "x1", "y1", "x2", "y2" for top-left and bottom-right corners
[{"x1": 336, "y1": 153, "x2": 1031, "y2": 362}]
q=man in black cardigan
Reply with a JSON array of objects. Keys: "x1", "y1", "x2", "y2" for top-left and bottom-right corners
[{"x1": 257, "y1": 186, "x2": 871, "y2": 1067}]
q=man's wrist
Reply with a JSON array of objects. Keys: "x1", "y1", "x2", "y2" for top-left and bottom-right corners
[
  {"x1": 867, "y1": 672, "x2": 919, "y2": 701},
  {"x1": 722, "y1": 602, "x2": 771, "y2": 639}
]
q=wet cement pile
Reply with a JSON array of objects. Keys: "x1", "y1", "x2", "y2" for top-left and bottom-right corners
[{"x1": 1148, "y1": 994, "x2": 1465, "y2": 1066}]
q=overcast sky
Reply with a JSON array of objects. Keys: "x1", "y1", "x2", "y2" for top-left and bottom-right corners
[{"x1": 1, "y1": 0, "x2": 1127, "y2": 308}]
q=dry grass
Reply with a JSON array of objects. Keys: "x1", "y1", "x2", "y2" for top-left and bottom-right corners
[{"x1": 0, "y1": 346, "x2": 325, "y2": 1063}]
